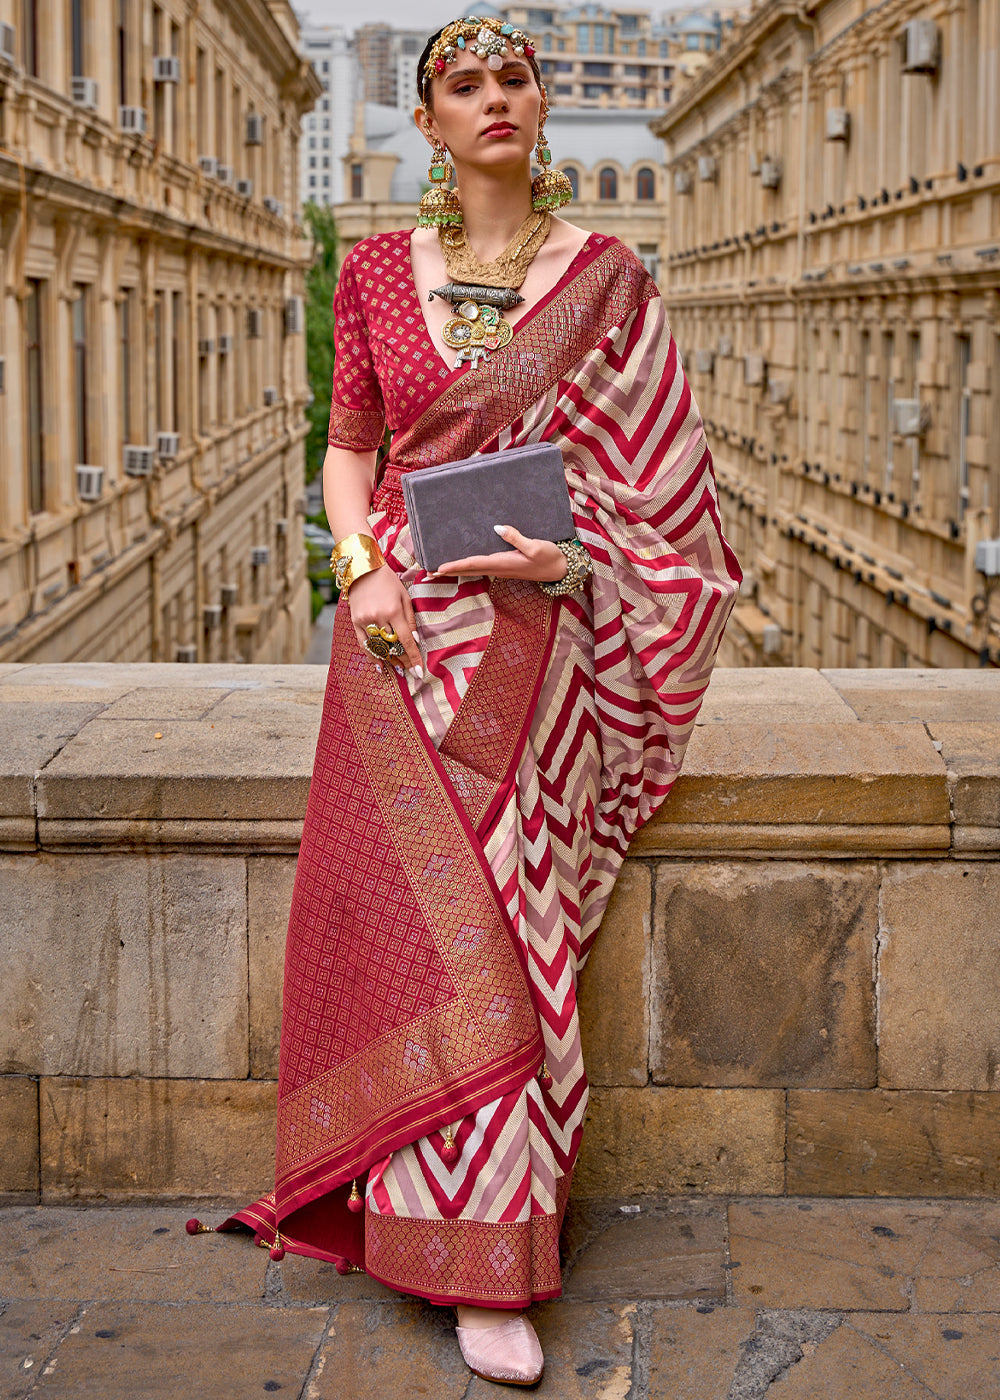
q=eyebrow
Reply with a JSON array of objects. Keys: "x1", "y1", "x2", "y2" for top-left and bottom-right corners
[{"x1": 445, "y1": 60, "x2": 532, "y2": 83}]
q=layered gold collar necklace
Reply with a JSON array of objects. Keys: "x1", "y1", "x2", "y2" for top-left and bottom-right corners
[{"x1": 430, "y1": 210, "x2": 551, "y2": 369}]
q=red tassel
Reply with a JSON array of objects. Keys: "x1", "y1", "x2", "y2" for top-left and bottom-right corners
[
  {"x1": 186, "y1": 1218, "x2": 214, "y2": 1235},
  {"x1": 269, "y1": 1243, "x2": 286, "y2": 1262},
  {"x1": 347, "y1": 1179, "x2": 364, "y2": 1213},
  {"x1": 441, "y1": 1128, "x2": 460, "y2": 1165},
  {"x1": 538, "y1": 1062, "x2": 553, "y2": 1090}
]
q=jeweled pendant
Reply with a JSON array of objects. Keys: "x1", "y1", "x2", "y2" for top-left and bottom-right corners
[{"x1": 442, "y1": 316, "x2": 474, "y2": 348}]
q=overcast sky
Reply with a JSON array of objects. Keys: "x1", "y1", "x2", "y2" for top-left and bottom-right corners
[{"x1": 295, "y1": 0, "x2": 709, "y2": 35}]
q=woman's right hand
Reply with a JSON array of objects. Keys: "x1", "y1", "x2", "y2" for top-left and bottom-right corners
[{"x1": 346, "y1": 566, "x2": 424, "y2": 676}]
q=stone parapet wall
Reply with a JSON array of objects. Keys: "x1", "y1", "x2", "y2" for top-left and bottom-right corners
[{"x1": 1, "y1": 662, "x2": 997, "y2": 1205}]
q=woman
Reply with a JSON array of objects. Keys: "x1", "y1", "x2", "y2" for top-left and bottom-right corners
[{"x1": 205, "y1": 15, "x2": 741, "y2": 1387}]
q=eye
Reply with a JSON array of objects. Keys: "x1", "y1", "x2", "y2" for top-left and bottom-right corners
[{"x1": 504, "y1": 76, "x2": 527, "y2": 87}]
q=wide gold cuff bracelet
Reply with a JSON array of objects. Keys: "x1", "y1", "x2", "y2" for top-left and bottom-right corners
[{"x1": 329, "y1": 532, "x2": 385, "y2": 599}]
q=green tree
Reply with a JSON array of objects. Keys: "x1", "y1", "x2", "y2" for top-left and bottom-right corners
[{"x1": 302, "y1": 201, "x2": 339, "y2": 484}]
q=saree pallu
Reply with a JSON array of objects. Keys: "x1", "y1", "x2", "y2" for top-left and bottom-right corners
[{"x1": 222, "y1": 233, "x2": 741, "y2": 1306}]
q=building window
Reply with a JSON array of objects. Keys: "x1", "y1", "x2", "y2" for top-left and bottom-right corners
[
  {"x1": 555, "y1": 84, "x2": 574, "y2": 95},
  {"x1": 171, "y1": 290, "x2": 183, "y2": 434},
  {"x1": 563, "y1": 165, "x2": 579, "y2": 199},
  {"x1": 638, "y1": 243, "x2": 660, "y2": 280},
  {"x1": 22, "y1": 0, "x2": 38, "y2": 75},
  {"x1": 636, "y1": 167, "x2": 655, "y2": 200},
  {"x1": 577, "y1": 23, "x2": 590, "y2": 52},
  {"x1": 71, "y1": 0, "x2": 85, "y2": 76},
  {"x1": 73, "y1": 286, "x2": 89, "y2": 466},
  {"x1": 117, "y1": 0, "x2": 128, "y2": 104},
  {"x1": 351, "y1": 162, "x2": 363, "y2": 199},
  {"x1": 599, "y1": 167, "x2": 617, "y2": 200},
  {"x1": 556, "y1": 61, "x2": 573, "y2": 72},
  {"x1": 583, "y1": 62, "x2": 612, "y2": 77},
  {"x1": 637, "y1": 38, "x2": 646, "y2": 56},
  {"x1": 582, "y1": 84, "x2": 606, "y2": 99},
  {"x1": 542, "y1": 33, "x2": 552, "y2": 51},
  {"x1": 593, "y1": 24, "x2": 605, "y2": 53},
  {"x1": 26, "y1": 278, "x2": 45, "y2": 514},
  {"x1": 686, "y1": 34, "x2": 699, "y2": 50},
  {"x1": 540, "y1": 60, "x2": 554, "y2": 74},
  {"x1": 660, "y1": 39, "x2": 669, "y2": 56},
  {"x1": 120, "y1": 291, "x2": 133, "y2": 445},
  {"x1": 957, "y1": 334, "x2": 972, "y2": 520}
]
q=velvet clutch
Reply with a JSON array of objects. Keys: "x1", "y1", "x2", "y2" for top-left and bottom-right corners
[{"x1": 401, "y1": 443, "x2": 576, "y2": 573}]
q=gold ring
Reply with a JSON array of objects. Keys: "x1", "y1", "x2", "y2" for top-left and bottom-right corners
[{"x1": 364, "y1": 624, "x2": 404, "y2": 662}]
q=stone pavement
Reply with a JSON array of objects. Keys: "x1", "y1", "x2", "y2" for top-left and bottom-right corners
[{"x1": 2, "y1": 1197, "x2": 998, "y2": 1399}]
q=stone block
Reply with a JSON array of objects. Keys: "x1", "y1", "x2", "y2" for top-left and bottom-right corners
[
  {"x1": 766, "y1": 1315, "x2": 1000, "y2": 1400},
  {"x1": 39, "y1": 1077, "x2": 276, "y2": 1201},
  {"x1": 824, "y1": 668, "x2": 1000, "y2": 722},
  {"x1": 637, "y1": 721, "x2": 947, "y2": 841},
  {"x1": 648, "y1": 1305, "x2": 759, "y2": 1400},
  {"x1": 0, "y1": 702, "x2": 107, "y2": 818},
  {"x1": 908, "y1": 1201, "x2": 1000, "y2": 1312},
  {"x1": 35, "y1": 718, "x2": 314, "y2": 823},
  {"x1": 23, "y1": 1301, "x2": 328, "y2": 1399},
  {"x1": 651, "y1": 862, "x2": 877, "y2": 1088},
  {"x1": 788, "y1": 1089, "x2": 1000, "y2": 1195},
  {"x1": 247, "y1": 855, "x2": 297, "y2": 1078},
  {"x1": 0, "y1": 1301, "x2": 81, "y2": 1400},
  {"x1": 0, "y1": 853, "x2": 248, "y2": 1079},
  {"x1": 2, "y1": 1205, "x2": 270, "y2": 1303},
  {"x1": 563, "y1": 1204, "x2": 725, "y2": 1301},
  {"x1": 879, "y1": 863, "x2": 1000, "y2": 1090},
  {"x1": 97, "y1": 688, "x2": 229, "y2": 720},
  {"x1": 926, "y1": 721, "x2": 1000, "y2": 838},
  {"x1": 697, "y1": 667, "x2": 858, "y2": 724},
  {"x1": 304, "y1": 1299, "x2": 469, "y2": 1397},
  {"x1": 578, "y1": 862, "x2": 650, "y2": 1087},
  {"x1": 575, "y1": 1087, "x2": 784, "y2": 1197},
  {"x1": 729, "y1": 1199, "x2": 946, "y2": 1310},
  {"x1": 0, "y1": 1076, "x2": 39, "y2": 1198}
]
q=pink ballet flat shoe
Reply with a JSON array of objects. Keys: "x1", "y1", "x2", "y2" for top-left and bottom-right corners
[{"x1": 455, "y1": 1316, "x2": 544, "y2": 1387}]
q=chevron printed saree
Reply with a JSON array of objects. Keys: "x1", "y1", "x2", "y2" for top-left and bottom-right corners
[{"x1": 221, "y1": 230, "x2": 741, "y2": 1306}]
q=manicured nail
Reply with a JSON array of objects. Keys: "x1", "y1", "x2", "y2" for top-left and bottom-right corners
[
  {"x1": 410, "y1": 665, "x2": 424, "y2": 680},
  {"x1": 394, "y1": 664, "x2": 405, "y2": 677},
  {"x1": 373, "y1": 662, "x2": 383, "y2": 675},
  {"x1": 493, "y1": 524, "x2": 509, "y2": 537}
]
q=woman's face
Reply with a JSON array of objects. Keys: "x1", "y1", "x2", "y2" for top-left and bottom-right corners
[{"x1": 417, "y1": 50, "x2": 543, "y2": 175}]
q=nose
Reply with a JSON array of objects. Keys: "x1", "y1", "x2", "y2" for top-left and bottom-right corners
[{"x1": 481, "y1": 76, "x2": 509, "y2": 111}]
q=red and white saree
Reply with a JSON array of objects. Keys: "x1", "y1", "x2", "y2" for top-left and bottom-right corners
[{"x1": 223, "y1": 230, "x2": 741, "y2": 1306}]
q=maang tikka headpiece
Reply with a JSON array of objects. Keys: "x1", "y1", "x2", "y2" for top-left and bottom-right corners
[{"x1": 417, "y1": 16, "x2": 574, "y2": 226}]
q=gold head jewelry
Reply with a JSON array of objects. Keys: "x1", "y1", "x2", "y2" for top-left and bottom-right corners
[{"x1": 421, "y1": 16, "x2": 536, "y2": 100}]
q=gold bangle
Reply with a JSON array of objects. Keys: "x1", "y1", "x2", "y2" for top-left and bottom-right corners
[{"x1": 329, "y1": 532, "x2": 385, "y2": 599}]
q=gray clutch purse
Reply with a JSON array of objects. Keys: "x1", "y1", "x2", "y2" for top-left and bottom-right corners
[{"x1": 401, "y1": 443, "x2": 576, "y2": 573}]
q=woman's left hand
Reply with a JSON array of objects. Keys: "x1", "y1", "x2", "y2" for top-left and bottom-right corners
[{"x1": 429, "y1": 525, "x2": 568, "y2": 583}]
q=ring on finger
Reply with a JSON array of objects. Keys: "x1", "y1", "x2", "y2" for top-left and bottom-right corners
[{"x1": 363, "y1": 623, "x2": 404, "y2": 662}]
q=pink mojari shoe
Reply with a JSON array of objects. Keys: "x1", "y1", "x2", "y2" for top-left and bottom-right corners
[{"x1": 455, "y1": 1315, "x2": 545, "y2": 1387}]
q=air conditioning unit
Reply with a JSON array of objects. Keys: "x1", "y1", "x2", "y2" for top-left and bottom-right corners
[
  {"x1": 247, "y1": 308, "x2": 263, "y2": 338},
  {"x1": 251, "y1": 546, "x2": 271, "y2": 567},
  {"x1": 749, "y1": 151, "x2": 761, "y2": 175},
  {"x1": 284, "y1": 296, "x2": 303, "y2": 334},
  {"x1": 123, "y1": 444, "x2": 155, "y2": 477},
  {"x1": 246, "y1": 112, "x2": 264, "y2": 146},
  {"x1": 198, "y1": 337, "x2": 215, "y2": 355},
  {"x1": 71, "y1": 76, "x2": 99, "y2": 110},
  {"x1": 694, "y1": 348, "x2": 715, "y2": 374},
  {"x1": 198, "y1": 155, "x2": 218, "y2": 178},
  {"x1": 767, "y1": 378, "x2": 791, "y2": 404},
  {"x1": 263, "y1": 197, "x2": 283, "y2": 216},
  {"x1": 203, "y1": 604, "x2": 223, "y2": 628},
  {"x1": 176, "y1": 644, "x2": 198, "y2": 662},
  {"x1": 762, "y1": 623, "x2": 783, "y2": 655},
  {"x1": 674, "y1": 169, "x2": 693, "y2": 195},
  {"x1": 156, "y1": 431, "x2": 180, "y2": 459},
  {"x1": 220, "y1": 582, "x2": 239, "y2": 606},
  {"x1": 901, "y1": 19, "x2": 940, "y2": 74},
  {"x1": 236, "y1": 178, "x2": 253, "y2": 197},
  {"x1": 119, "y1": 106, "x2": 148, "y2": 135},
  {"x1": 974, "y1": 539, "x2": 1000, "y2": 577},
  {"x1": 263, "y1": 386, "x2": 279, "y2": 406},
  {"x1": 744, "y1": 353, "x2": 766, "y2": 386},
  {"x1": 892, "y1": 398, "x2": 929, "y2": 436},
  {"x1": 216, "y1": 164, "x2": 234, "y2": 185},
  {"x1": 217, "y1": 334, "x2": 233, "y2": 353},
  {"x1": 717, "y1": 334, "x2": 734, "y2": 357},
  {"x1": 0, "y1": 22, "x2": 15, "y2": 65},
  {"x1": 153, "y1": 55, "x2": 180, "y2": 83},
  {"x1": 275, "y1": 518, "x2": 289, "y2": 536},
  {"x1": 698, "y1": 155, "x2": 717, "y2": 182},
  {"x1": 76, "y1": 465, "x2": 104, "y2": 501},
  {"x1": 760, "y1": 157, "x2": 781, "y2": 189},
  {"x1": 826, "y1": 107, "x2": 850, "y2": 141}
]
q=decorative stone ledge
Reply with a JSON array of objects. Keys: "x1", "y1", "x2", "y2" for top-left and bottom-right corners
[{"x1": 1, "y1": 663, "x2": 998, "y2": 1204}]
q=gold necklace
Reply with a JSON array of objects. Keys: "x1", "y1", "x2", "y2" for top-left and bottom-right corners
[{"x1": 431, "y1": 211, "x2": 551, "y2": 368}]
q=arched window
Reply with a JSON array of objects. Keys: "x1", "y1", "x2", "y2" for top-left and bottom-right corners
[
  {"x1": 598, "y1": 166, "x2": 617, "y2": 200},
  {"x1": 350, "y1": 162, "x2": 363, "y2": 199},
  {"x1": 636, "y1": 166, "x2": 655, "y2": 201},
  {"x1": 563, "y1": 165, "x2": 580, "y2": 200}
]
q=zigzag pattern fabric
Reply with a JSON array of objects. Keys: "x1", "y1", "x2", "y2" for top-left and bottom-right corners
[{"x1": 225, "y1": 232, "x2": 740, "y2": 1307}]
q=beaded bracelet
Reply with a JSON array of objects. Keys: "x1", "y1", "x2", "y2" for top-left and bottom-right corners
[{"x1": 539, "y1": 538, "x2": 594, "y2": 598}]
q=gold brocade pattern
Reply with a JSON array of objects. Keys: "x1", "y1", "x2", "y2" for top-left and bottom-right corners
[{"x1": 328, "y1": 400, "x2": 386, "y2": 451}]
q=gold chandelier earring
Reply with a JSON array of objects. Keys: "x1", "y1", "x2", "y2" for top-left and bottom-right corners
[
  {"x1": 418, "y1": 139, "x2": 462, "y2": 228},
  {"x1": 531, "y1": 104, "x2": 573, "y2": 212}
]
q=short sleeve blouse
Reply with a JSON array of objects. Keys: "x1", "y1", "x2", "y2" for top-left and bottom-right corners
[{"x1": 327, "y1": 253, "x2": 387, "y2": 452}]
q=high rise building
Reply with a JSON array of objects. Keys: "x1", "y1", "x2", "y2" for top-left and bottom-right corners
[
  {"x1": 301, "y1": 27, "x2": 354, "y2": 206},
  {"x1": 0, "y1": 0, "x2": 322, "y2": 663},
  {"x1": 653, "y1": 0, "x2": 1000, "y2": 669}
]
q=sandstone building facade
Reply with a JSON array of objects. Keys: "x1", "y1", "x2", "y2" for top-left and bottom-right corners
[
  {"x1": 0, "y1": 0, "x2": 321, "y2": 663},
  {"x1": 654, "y1": 0, "x2": 1000, "y2": 668}
]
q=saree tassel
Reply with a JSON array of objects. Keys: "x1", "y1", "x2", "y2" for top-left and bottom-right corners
[
  {"x1": 347, "y1": 1178, "x2": 364, "y2": 1213},
  {"x1": 441, "y1": 1127, "x2": 460, "y2": 1165},
  {"x1": 335, "y1": 1258, "x2": 366, "y2": 1276},
  {"x1": 269, "y1": 1230, "x2": 286, "y2": 1262},
  {"x1": 185, "y1": 1218, "x2": 215, "y2": 1235},
  {"x1": 538, "y1": 1061, "x2": 553, "y2": 1090}
]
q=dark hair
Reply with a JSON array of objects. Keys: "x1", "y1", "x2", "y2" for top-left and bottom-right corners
[{"x1": 417, "y1": 23, "x2": 545, "y2": 105}]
